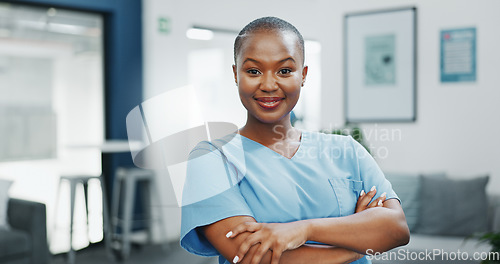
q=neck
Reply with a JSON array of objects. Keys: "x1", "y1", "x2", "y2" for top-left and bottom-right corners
[{"x1": 239, "y1": 113, "x2": 300, "y2": 146}]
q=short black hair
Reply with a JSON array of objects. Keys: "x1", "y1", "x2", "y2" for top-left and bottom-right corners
[{"x1": 233, "y1": 16, "x2": 305, "y2": 65}]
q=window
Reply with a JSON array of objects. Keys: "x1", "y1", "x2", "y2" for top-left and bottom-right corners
[{"x1": 0, "y1": 3, "x2": 104, "y2": 253}]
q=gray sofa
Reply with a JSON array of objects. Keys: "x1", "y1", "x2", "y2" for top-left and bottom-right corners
[
  {"x1": 372, "y1": 173, "x2": 500, "y2": 264},
  {"x1": 0, "y1": 199, "x2": 50, "y2": 264}
]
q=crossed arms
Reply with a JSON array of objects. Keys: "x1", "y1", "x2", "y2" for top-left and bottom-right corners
[{"x1": 202, "y1": 187, "x2": 410, "y2": 264}]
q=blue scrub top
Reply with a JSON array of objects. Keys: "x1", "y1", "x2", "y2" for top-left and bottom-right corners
[{"x1": 180, "y1": 130, "x2": 399, "y2": 264}]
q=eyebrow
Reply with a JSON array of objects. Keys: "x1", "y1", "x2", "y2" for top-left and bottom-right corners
[{"x1": 242, "y1": 57, "x2": 296, "y2": 65}]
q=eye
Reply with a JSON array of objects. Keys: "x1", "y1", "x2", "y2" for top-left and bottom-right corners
[
  {"x1": 278, "y1": 68, "x2": 292, "y2": 75},
  {"x1": 246, "y1": 69, "x2": 261, "y2": 75}
]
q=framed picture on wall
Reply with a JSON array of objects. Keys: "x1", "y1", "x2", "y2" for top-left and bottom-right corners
[{"x1": 344, "y1": 7, "x2": 417, "y2": 123}]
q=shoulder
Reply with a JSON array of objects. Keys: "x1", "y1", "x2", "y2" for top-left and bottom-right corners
[
  {"x1": 183, "y1": 132, "x2": 244, "y2": 206},
  {"x1": 188, "y1": 132, "x2": 241, "y2": 159}
]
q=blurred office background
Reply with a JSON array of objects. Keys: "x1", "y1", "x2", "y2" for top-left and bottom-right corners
[{"x1": 0, "y1": 0, "x2": 499, "y2": 263}]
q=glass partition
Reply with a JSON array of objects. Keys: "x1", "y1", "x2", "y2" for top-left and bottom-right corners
[{"x1": 0, "y1": 2, "x2": 104, "y2": 253}]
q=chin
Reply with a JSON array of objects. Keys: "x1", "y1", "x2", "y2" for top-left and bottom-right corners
[{"x1": 253, "y1": 112, "x2": 289, "y2": 124}]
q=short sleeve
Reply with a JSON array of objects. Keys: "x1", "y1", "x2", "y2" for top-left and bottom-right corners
[
  {"x1": 349, "y1": 136, "x2": 400, "y2": 203},
  {"x1": 180, "y1": 141, "x2": 254, "y2": 256}
]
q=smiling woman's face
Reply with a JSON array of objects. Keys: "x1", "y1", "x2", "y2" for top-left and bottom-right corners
[{"x1": 233, "y1": 30, "x2": 308, "y2": 125}]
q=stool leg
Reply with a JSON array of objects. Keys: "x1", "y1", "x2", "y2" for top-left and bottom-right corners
[
  {"x1": 100, "y1": 176, "x2": 112, "y2": 259},
  {"x1": 152, "y1": 177, "x2": 169, "y2": 250},
  {"x1": 122, "y1": 175, "x2": 135, "y2": 259},
  {"x1": 141, "y1": 180, "x2": 153, "y2": 244},
  {"x1": 83, "y1": 180, "x2": 90, "y2": 241},
  {"x1": 52, "y1": 178, "x2": 63, "y2": 247},
  {"x1": 110, "y1": 172, "x2": 124, "y2": 261},
  {"x1": 111, "y1": 173, "x2": 121, "y2": 239},
  {"x1": 68, "y1": 180, "x2": 77, "y2": 264}
]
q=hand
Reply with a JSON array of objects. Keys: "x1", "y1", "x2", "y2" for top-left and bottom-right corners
[
  {"x1": 226, "y1": 221, "x2": 309, "y2": 264},
  {"x1": 346, "y1": 249, "x2": 364, "y2": 263},
  {"x1": 355, "y1": 186, "x2": 386, "y2": 213}
]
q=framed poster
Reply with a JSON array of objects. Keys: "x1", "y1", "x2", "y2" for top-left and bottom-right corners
[
  {"x1": 345, "y1": 7, "x2": 417, "y2": 123},
  {"x1": 440, "y1": 27, "x2": 476, "y2": 82}
]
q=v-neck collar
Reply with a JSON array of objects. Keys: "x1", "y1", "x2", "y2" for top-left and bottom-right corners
[{"x1": 236, "y1": 130, "x2": 305, "y2": 161}]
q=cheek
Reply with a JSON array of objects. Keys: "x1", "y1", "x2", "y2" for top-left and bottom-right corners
[
  {"x1": 237, "y1": 78, "x2": 257, "y2": 96},
  {"x1": 238, "y1": 88, "x2": 250, "y2": 100},
  {"x1": 237, "y1": 84, "x2": 254, "y2": 106},
  {"x1": 282, "y1": 77, "x2": 302, "y2": 96}
]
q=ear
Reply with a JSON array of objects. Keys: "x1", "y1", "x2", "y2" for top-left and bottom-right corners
[
  {"x1": 232, "y1": 64, "x2": 238, "y2": 85},
  {"x1": 301, "y1": 65, "x2": 308, "y2": 86}
]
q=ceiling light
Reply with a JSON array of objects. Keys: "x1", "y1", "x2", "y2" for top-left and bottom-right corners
[{"x1": 186, "y1": 28, "x2": 213, "y2": 40}]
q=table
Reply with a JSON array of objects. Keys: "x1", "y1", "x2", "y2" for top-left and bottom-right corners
[{"x1": 63, "y1": 140, "x2": 142, "y2": 262}]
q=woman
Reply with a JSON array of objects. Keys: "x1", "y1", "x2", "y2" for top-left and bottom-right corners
[{"x1": 181, "y1": 17, "x2": 409, "y2": 264}]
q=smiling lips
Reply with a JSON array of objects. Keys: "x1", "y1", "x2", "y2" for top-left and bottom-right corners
[{"x1": 255, "y1": 97, "x2": 284, "y2": 109}]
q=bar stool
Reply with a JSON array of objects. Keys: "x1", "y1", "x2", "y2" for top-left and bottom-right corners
[
  {"x1": 54, "y1": 175, "x2": 110, "y2": 264},
  {"x1": 110, "y1": 167, "x2": 167, "y2": 260}
]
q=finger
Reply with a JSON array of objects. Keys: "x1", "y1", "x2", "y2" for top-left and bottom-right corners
[
  {"x1": 355, "y1": 190, "x2": 371, "y2": 213},
  {"x1": 270, "y1": 248, "x2": 283, "y2": 264},
  {"x1": 377, "y1": 192, "x2": 387, "y2": 206},
  {"x1": 368, "y1": 185, "x2": 377, "y2": 196},
  {"x1": 367, "y1": 199, "x2": 379, "y2": 208},
  {"x1": 356, "y1": 186, "x2": 377, "y2": 212},
  {"x1": 234, "y1": 233, "x2": 262, "y2": 263},
  {"x1": 356, "y1": 190, "x2": 366, "y2": 205},
  {"x1": 355, "y1": 193, "x2": 370, "y2": 213},
  {"x1": 228, "y1": 222, "x2": 261, "y2": 238},
  {"x1": 227, "y1": 222, "x2": 261, "y2": 238},
  {"x1": 368, "y1": 192, "x2": 387, "y2": 208},
  {"x1": 364, "y1": 186, "x2": 377, "y2": 200},
  {"x1": 250, "y1": 242, "x2": 271, "y2": 264},
  {"x1": 357, "y1": 189, "x2": 373, "y2": 204}
]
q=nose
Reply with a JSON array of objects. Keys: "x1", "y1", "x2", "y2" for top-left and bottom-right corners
[{"x1": 260, "y1": 72, "x2": 278, "y2": 92}]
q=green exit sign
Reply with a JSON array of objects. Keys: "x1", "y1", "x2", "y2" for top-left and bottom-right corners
[{"x1": 158, "y1": 17, "x2": 171, "y2": 34}]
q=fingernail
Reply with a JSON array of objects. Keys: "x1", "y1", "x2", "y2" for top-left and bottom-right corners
[
  {"x1": 226, "y1": 231, "x2": 233, "y2": 238},
  {"x1": 381, "y1": 192, "x2": 387, "y2": 198},
  {"x1": 233, "y1": 256, "x2": 239, "y2": 263},
  {"x1": 378, "y1": 200, "x2": 383, "y2": 206},
  {"x1": 370, "y1": 186, "x2": 376, "y2": 192},
  {"x1": 360, "y1": 190, "x2": 365, "y2": 196}
]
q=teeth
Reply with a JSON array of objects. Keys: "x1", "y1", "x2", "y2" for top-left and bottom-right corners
[{"x1": 263, "y1": 101, "x2": 278, "y2": 105}]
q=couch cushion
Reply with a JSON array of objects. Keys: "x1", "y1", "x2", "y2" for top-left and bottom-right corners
[
  {"x1": 384, "y1": 173, "x2": 421, "y2": 231},
  {"x1": 488, "y1": 194, "x2": 500, "y2": 232},
  {"x1": 0, "y1": 229, "x2": 31, "y2": 258},
  {"x1": 415, "y1": 175, "x2": 489, "y2": 236}
]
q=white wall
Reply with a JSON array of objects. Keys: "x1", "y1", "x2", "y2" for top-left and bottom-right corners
[
  {"x1": 143, "y1": 0, "x2": 500, "y2": 242},
  {"x1": 317, "y1": 0, "x2": 500, "y2": 195}
]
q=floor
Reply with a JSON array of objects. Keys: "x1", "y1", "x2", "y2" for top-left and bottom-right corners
[
  {"x1": 49, "y1": 242, "x2": 482, "y2": 264},
  {"x1": 50, "y1": 242, "x2": 218, "y2": 264}
]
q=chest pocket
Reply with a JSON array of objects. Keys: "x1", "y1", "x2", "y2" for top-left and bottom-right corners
[{"x1": 328, "y1": 178, "x2": 363, "y2": 216}]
